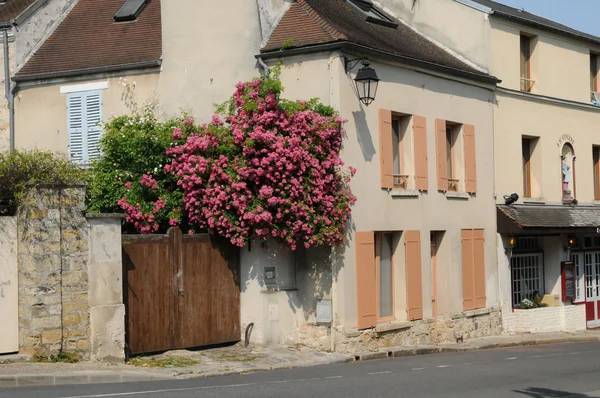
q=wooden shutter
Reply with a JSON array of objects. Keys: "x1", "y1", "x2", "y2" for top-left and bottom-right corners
[
  {"x1": 67, "y1": 93, "x2": 84, "y2": 164},
  {"x1": 405, "y1": 230, "x2": 423, "y2": 321},
  {"x1": 461, "y1": 229, "x2": 475, "y2": 311},
  {"x1": 435, "y1": 119, "x2": 448, "y2": 192},
  {"x1": 473, "y1": 230, "x2": 486, "y2": 309},
  {"x1": 355, "y1": 231, "x2": 377, "y2": 330},
  {"x1": 379, "y1": 109, "x2": 394, "y2": 189},
  {"x1": 464, "y1": 124, "x2": 477, "y2": 193},
  {"x1": 413, "y1": 115, "x2": 428, "y2": 191},
  {"x1": 85, "y1": 92, "x2": 103, "y2": 162}
]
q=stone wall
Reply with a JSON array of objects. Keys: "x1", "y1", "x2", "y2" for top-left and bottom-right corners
[
  {"x1": 298, "y1": 308, "x2": 503, "y2": 354},
  {"x1": 17, "y1": 185, "x2": 91, "y2": 360}
]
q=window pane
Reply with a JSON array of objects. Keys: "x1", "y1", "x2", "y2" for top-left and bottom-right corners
[
  {"x1": 594, "y1": 148, "x2": 599, "y2": 199},
  {"x1": 392, "y1": 119, "x2": 401, "y2": 175},
  {"x1": 446, "y1": 128, "x2": 453, "y2": 179},
  {"x1": 522, "y1": 139, "x2": 530, "y2": 197},
  {"x1": 379, "y1": 234, "x2": 393, "y2": 318},
  {"x1": 592, "y1": 55, "x2": 598, "y2": 93}
]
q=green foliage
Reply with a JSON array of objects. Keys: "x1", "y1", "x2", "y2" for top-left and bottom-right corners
[
  {"x1": 0, "y1": 150, "x2": 89, "y2": 216},
  {"x1": 86, "y1": 110, "x2": 185, "y2": 218},
  {"x1": 281, "y1": 38, "x2": 295, "y2": 50},
  {"x1": 35, "y1": 350, "x2": 80, "y2": 363}
]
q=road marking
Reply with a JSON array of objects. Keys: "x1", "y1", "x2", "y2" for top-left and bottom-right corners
[
  {"x1": 437, "y1": 365, "x2": 451, "y2": 368},
  {"x1": 60, "y1": 383, "x2": 257, "y2": 398},
  {"x1": 325, "y1": 376, "x2": 343, "y2": 379},
  {"x1": 367, "y1": 371, "x2": 392, "y2": 375},
  {"x1": 568, "y1": 352, "x2": 581, "y2": 355},
  {"x1": 411, "y1": 367, "x2": 426, "y2": 371},
  {"x1": 267, "y1": 380, "x2": 290, "y2": 384},
  {"x1": 505, "y1": 357, "x2": 518, "y2": 360}
]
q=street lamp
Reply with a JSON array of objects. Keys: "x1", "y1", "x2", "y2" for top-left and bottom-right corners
[{"x1": 345, "y1": 58, "x2": 379, "y2": 106}]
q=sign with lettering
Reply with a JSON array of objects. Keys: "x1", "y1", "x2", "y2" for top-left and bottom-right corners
[
  {"x1": 316, "y1": 299, "x2": 332, "y2": 324},
  {"x1": 561, "y1": 261, "x2": 576, "y2": 301},
  {"x1": 557, "y1": 134, "x2": 575, "y2": 148}
]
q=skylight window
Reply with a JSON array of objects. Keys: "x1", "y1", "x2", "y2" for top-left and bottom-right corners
[
  {"x1": 346, "y1": 0, "x2": 398, "y2": 28},
  {"x1": 114, "y1": 0, "x2": 149, "y2": 22}
]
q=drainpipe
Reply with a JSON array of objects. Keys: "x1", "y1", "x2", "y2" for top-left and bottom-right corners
[
  {"x1": 3, "y1": 29, "x2": 14, "y2": 153},
  {"x1": 257, "y1": 57, "x2": 269, "y2": 79}
]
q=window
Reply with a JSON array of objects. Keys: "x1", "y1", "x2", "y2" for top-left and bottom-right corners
[
  {"x1": 522, "y1": 138, "x2": 532, "y2": 198},
  {"x1": 511, "y1": 253, "x2": 544, "y2": 307},
  {"x1": 379, "y1": 109, "x2": 428, "y2": 191},
  {"x1": 436, "y1": 120, "x2": 477, "y2": 194},
  {"x1": 345, "y1": 0, "x2": 398, "y2": 28},
  {"x1": 115, "y1": 0, "x2": 149, "y2": 22},
  {"x1": 595, "y1": 147, "x2": 600, "y2": 200},
  {"x1": 376, "y1": 233, "x2": 394, "y2": 320},
  {"x1": 591, "y1": 53, "x2": 599, "y2": 101},
  {"x1": 520, "y1": 34, "x2": 533, "y2": 92},
  {"x1": 461, "y1": 229, "x2": 486, "y2": 311},
  {"x1": 67, "y1": 90, "x2": 102, "y2": 164}
]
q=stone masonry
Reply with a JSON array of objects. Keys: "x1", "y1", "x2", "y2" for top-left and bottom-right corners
[{"x1": 17, "y1": 185, "x2": 91, "y2": 360}]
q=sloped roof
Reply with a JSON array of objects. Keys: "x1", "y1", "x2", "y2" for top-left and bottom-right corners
[
  {"x1": 470, "y1": 0, "x2": 600, "y2": 46},
  {"x1": 15, "y1": 0, "x2": 162, "y2": 80},
  {"x1": 497, "y1": 205, "x2": 600, "y2": 231},
  {"x1": 262, "y1": 0, "x2": 490, "y2": 80},
  {"x1": 0, "y1": 0, "x2": 36, "y2": 24}
]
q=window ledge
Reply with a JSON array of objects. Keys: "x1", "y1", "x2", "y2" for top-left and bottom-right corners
[
  {"x1": 523, "y1": 197, "x2": 546, "y2": 204},
  {"x1": 445, "y1": 191, "x2": 469, "y2": 200},
  {"x1": 451, "y1": 308, "x2": 491, "y2": 319},
  {"x1": 391, "y1": 189, "x2": 419, "y2": 198},
  {"x1": 375, "y1": 320, "x2": 412, "y2": 333}
]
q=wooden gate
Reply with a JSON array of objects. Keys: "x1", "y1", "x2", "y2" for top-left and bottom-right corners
[{"x1": 122, "y1": 228, "x2": 240, "y2": 355}]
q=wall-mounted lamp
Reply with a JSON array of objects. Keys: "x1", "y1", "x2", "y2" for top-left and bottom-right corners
[
  {"x1": 506, "y1": 235, "x2": 516, "y2": 259},
  {"x1": 345, "y1": 58, "x2": 379, "y2": 106},
  {"x1": 567, "y1": 236, "x2": 577, "y2": 250}
]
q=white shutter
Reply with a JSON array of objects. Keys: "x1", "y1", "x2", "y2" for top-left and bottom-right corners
[
  {"x1": 85, "y1": 92, "x2": 102, "y2": 162},
  {"x1": 67, "y1": 94, "x2": 84, "y2": 164}
]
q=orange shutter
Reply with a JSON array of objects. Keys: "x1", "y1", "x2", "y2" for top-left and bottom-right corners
[
  {"x1": 464, "y1": 124, "x2": 477, "y2": 194},
  {"x1": 355, "y1": 231, "x2": 377, "y2": 330},
  {"x1": 413, "y1": 115, "x2": 428, "y2": 191},
  {"x1": 435, "y1": 119, "x2": 448, "y2": 192},
  {"x1": 473, "y1": 229, "x2": 486, "y2": 309},
  {"x1": 405, "y1": 231, "x2": 423, "y2": 321},
  {"x1": 379, "y1": 109, "x2": 394, "y2": 189},
  {"x1": 461, "y1": 229, "x2": 475, "y2": 311}
]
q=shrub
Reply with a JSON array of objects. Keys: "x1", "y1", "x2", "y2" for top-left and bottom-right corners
[
  {"x1": 0, "y1": 150, "x2": 89, "y2": 216},
  {"x1": 519, "y1": 291, "x2": 549, "y2": 309}
]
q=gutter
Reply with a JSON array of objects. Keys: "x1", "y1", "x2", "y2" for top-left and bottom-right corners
[
  {"x1": 3, "y1": 29, "x2": 14, "y2": 153},
  {"x1": 12, "y1": 60, "x2": 162, "y2": 83},
  {"x1": 257, "y1": 41, "x2": 501, "y2": 85}
]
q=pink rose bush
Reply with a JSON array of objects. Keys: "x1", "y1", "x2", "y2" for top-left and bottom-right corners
[{"x1": 117, "y1": 73, "x2": 356, "y2": 250}]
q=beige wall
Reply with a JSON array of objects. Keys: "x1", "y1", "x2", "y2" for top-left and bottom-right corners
[
  {"x1": 272, "y1": 54, "x2": 499, "y2": 333},
  {"x1": 158, "y1": 0, "x2": 263, "y2": 119},
  {"x1": 493, "y1": 92, "x2": 600, "y2": 205},
  {"x1": 0, "y1": 216, "x2": 18, "y2": 354},
  {"x1": 376, "y1": 0, "x2": 492, "y2": 72},
  {"x1": 14, "y1": 73, "x2": 159, "y2": 153},
  {"x1": 490, "y1": 19, "x2": 600, "y2": 103}
]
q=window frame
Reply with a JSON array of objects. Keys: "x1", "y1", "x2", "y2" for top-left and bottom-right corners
[
  {"x1": 375, "y1": 232, "x2": 395, "y2": 322},
  {"x1": 520, "y1": 34, "x2": 533, "y2": 92},
  {"x1": 595, "y1": 146, "x2": 600, "y2": 201},
  {"x1": 522, "y1": 138, "x2": 532, "y2": 198},
  {"x1": 391, "y1": 115, "x2": 409, "y2": 189},
  {"x1": 511, "y1": 252, "x2": 545, "y2": 308},
  {"x1": 445, "y1": 123, "x2": 460, "y2": 192},
  {"x1": 592, "y1": 53, "x2": 599, "y2": 98}
]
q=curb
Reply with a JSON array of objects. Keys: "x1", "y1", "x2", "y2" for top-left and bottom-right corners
[
  {"x1": 0, "y1": 371, "x2": 173, "y2": 388},
  {"x1": 352, "y1": 336, "x2": 600, "y2": 362}
]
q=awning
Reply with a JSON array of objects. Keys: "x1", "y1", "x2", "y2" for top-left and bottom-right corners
[{"x1": 497, "y1": 205, "x2": 600, "y2": 235}]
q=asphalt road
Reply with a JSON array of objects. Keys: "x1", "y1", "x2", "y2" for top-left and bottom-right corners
[{"x1": 3, "y1": 342, "x2": 600, "y2": 398}]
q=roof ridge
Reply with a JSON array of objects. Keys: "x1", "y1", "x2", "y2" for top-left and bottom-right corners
[{"x1": 297, "y1": 0, "x2": 346, "y2": 41}]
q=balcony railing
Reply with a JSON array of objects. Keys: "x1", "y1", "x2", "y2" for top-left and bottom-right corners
[
  {"x1": 448, "y1": 178, "x2": 460, "y2": 192},
  {"x1": 520, "y1": 78, "x2": 535, "y2": 92},
  {"x1": 393, "y1": 174, "x2": 409, "y2": 189}
]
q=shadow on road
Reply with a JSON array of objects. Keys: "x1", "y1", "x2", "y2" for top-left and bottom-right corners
[{"x1": 514, "y1": 387, "x2": 590, "y2": 397}]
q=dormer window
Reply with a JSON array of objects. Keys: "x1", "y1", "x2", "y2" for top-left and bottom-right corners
[
  {"x1": 114, "y1": 0, "x2": 149, "y2": 22},
  {"x1": 346, "y1": 0, "x2": 398, "y2": 28}
]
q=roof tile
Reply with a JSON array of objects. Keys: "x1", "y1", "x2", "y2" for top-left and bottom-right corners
[{"x1": 0, "y1": 0, "x2": 36, "y2": 24}]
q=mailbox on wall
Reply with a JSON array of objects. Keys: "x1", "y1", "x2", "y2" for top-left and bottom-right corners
[{"x1": 561, "y1": 261, "x2": 576, "y2": 302}]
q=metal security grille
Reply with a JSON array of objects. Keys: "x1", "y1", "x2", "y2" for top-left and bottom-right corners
[
  {"x1": 511, "y1": 253, "x2": 543, "y2": 306},
  {"x1": 516, "y1": 237, "x2": 540, "y2": 251}
]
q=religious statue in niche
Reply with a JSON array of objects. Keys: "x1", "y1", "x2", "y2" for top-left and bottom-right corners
[{"x1": 561, "y1": 143, "x2": 575, "y2": 202}]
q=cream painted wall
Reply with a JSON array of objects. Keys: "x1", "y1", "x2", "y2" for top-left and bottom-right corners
[
  {"x1": 158, "y1": 0, "x2": 264, "y2": 119},
  {"x1": 490, "y1": 19, "x2": 600, "y2": 103},
  {"x1": 272, "y1": 54, "x2": 499, "y2": 332},
  {"x1": 375, "y1": 0, "x2": 491, "y2": 73},
  {"x1": 14, "y1": 73, "x2": 159, "y2": 153},
  {"x1": 0, "y1": 217, "x2": 18, "y2": 354},
  {"x1": 493, "y1": 92, "x2": 600, "y2": 205}
]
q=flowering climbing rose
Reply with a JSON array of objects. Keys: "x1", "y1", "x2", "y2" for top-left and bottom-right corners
[{"x1": 119, "y1": 75, "x2": 356, "y2": 250}]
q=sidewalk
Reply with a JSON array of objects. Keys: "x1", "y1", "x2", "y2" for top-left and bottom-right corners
[{"x1": 1, "y1": 330, "x2": 599, "y2": 388}]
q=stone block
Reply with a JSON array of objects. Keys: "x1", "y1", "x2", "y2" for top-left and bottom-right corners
[
  {"x1": 31, "y1": 315, "x2": 61, "y2": 330},
  {"x1": 62, "y1": 271, "x2": 88, "y2": 285},
  {"x1": 61, "y1": 229, "x2": 82, "y2": 240},
  {"x1": 62, "y1": 313, "x2": 80, "y2": 326},
  {"x1": 41, "y1": 329, "x2": 62, "y2": 345},
  {"x1": 77, "y1": 339, "x2": 90, "y2": 351},
  {"x1": 91, "y1": 304, "x2": 125, "y2": 362},
  {"x1": 27, "y1": 209, "x2": 47, "y2": 220},
  {"x1": 63, "y1": 301, "x2": 88, "y2": 313}
]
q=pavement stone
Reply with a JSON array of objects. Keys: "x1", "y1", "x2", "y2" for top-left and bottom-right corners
[{"x1": 0, "y1": 330, "x2": 598, "y2": 388}]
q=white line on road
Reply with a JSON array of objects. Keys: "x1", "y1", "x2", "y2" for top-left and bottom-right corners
[
  {"x1": 505, "y1": 357, "x2": 518, "y2": 360},
  {"x1": 267, "y1": 380, "x2": 290, "y2": 384},
  {"x1": 411, "y1": 368, "x2": 427, "y2": 371},
  {"x1": 367, "y1": 371, "x2": 392, "y2": 375},
  {"x1": 60, "y1": 383, "x2": 257, "y2": 398},
  {"x1": 437, "y1": 365, "x2": 451, "y2": 368},
  {"x1": 325, "y1": 376, "x2": 343, "y2": 379}
]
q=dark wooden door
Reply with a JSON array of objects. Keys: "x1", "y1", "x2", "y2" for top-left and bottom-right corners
[{"x1": 123, "y1": 228, "x2": 240, "y2": 355}]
